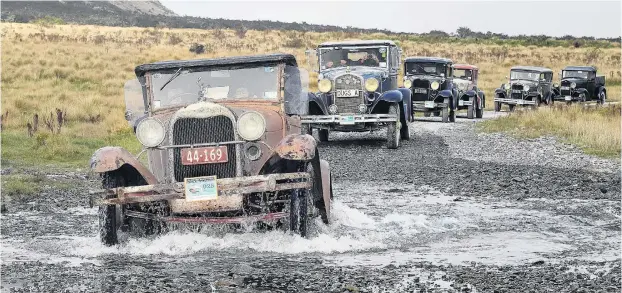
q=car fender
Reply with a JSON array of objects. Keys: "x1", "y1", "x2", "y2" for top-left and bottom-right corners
[
  {"x1": 370, "y1": 89, "x2": 403, "y2": 113},
  {"x1": 274, "y1": 133, "x2": 317, "y2": 161},
  {"x1": 494, "y1": 88, "x2": 506, "y2": 96},
  {"x1": 465, "y1": 90, "x2": 477, "y2": 97},
  {"x1": 438, "y1": 89, "x2": 453, "y2": 99},
  {"x1": 597, "y1": 86, "x2": 606, "y2": 96},
  {"x1": 308, "y1": 92, "x2": 329, "y2": 115},
  {"x1": 89, "y1": 146, "x2": 158, "y2": 185}
]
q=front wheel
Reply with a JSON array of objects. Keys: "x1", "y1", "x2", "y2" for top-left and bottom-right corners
[
  {"x1": 386, "y1": 103, "x2": 401, "y2": 149},
  {"x1": 318, "y1": 129, "x2": 329, "y2": 142},
  {"x1": 442, "y1": 98, "x2": 450, "y2": 123},
  {"x1": 598, "y1": 91, "x2": 606, "y2": 105},
  {"x1": 475, "y1": 97, "x2": 484, "y2": 118},
  {"x1": 508, "y1": 104, "x2": 516, "y2": 112},
  {"x1": 289, "y1": 158, "x2": 322, "y2": 238},
  {"x1": 494, "y1": 101, "x2": 501, "y2": 112}
]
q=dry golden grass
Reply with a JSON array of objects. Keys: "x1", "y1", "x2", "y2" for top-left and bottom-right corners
[
  {"x1": 0, "y1": 23, "x2": 620, "y2": 164},
  {"x1": 478, "y1": 104, "x2": 621, "y2": 158}
]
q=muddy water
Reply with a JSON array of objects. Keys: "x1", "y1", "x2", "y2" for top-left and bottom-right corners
[{"x1": 2, "y1": 181, "x2": 619, "y2": 292}]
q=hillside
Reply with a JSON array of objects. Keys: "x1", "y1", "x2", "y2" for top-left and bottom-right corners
[{"x1": 1, "y1": 1, "x2": 619, "y2": 48}]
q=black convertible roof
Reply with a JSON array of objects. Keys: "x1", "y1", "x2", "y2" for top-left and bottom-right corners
[
  {"x1": 563, "y1": 65, "x2": 596, "y2": 72},
  {"x1": 318, "y1": 39, "x2": 396, "y2": 47},
  {"x1": 404, "y1": 56, "x2": 453, "y2": 64},
  {"x1": 510, "y1": 66, "x2": 552, "y2": 73},
  {"x1": 134, "y1": 53, "x2": 297, "y2": 77}
]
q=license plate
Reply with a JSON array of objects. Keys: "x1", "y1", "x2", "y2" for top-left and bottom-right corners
[
  {"x1": 512, "y1": 90, "x2": 522, "y2": 94},
  {"x1": 561, "y1": 86, "x2": 570, "y2": 90},
  {"x1": 340, "y1": 115, "x2": 355, "y2": 125},
  {"x1": 424, "y1": 101, "x2": 435, "y2": 108},
  {"x1": 336, "y1": 89, "x2": 358, "y2": 97},
  {"x1": 185, "y1": 176, "x2": 218, "y2": 201},
  {"x1": 458, "y1": 100, "x2": 464, "y2": 106},
  {"x1": 413, "y1": 88, "x2": 427, "y2": 94},
  {"x1": 181, "y1": 146, "x2": 228, "y2": 165},
  {"x1": 565, "y1": 96, "x2": 572, "y2": 101}
]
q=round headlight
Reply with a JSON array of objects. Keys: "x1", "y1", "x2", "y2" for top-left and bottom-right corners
[
  {"x1": 358, "y1": 104, "x2": 367, "y2": 113},
  {"x1": 328, "y1": 104, "x2": 338, "y2": 114},
  {"x1": 365, "y1": 78, "x2": 379, "y2": 92},
  {"x1": 237, "y1": 111, "x2": 266, "y2": 141},
  {"x1": 553, "y1": 83, "x2": 558, "y2": 88},
  {"x1": 504, "y1": 83, "x2": 511, "y2": 90},
  {"x1": 523, "y1": 85, "x2": 530, "y2": 91},
  {"x1": 135, "y1": 117, "x2": 165, "y2": 148},
  {"x1": 431, "y1": 81, "x2": 440, "y2": 90},
  {"x1": 571, "y1": 82, "x2": 576, "y2": 89},
  {"x1": 318, "y1": 79, "x2": 332, "y2": 93},
  {"x1": 403, "y1": 80, "x2": 412, "y2": 89}
]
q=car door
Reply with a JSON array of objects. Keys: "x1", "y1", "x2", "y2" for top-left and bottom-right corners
[
  {"x1": 586, "y1": 71, "x2": 596, "y2": 100},
  {"x1": 540, "y1": 72, "x2": 552, "y2": 100},
  {"x1": 388, "y1": 46, "x2": 399, "y2": 90}
]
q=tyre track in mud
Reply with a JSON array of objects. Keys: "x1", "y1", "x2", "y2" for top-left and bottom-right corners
[{"x1": 1, "y1": 111, "x2": 620, "y2": 292}]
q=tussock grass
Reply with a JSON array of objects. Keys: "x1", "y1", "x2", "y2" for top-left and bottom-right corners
[
  {"x1": 1, "y1": 174, "x2": 44, "y2": 197},
  {"x1": 1, "y1": 23, "x2": 620, "y2": 166},
  {"x1": 477, "y1": 104, "x2": 621, "y2": 158}
]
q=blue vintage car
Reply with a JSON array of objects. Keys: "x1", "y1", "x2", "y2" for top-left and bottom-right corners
[
  {"x1": 402, "y1": 57, "x2": 458, "y2": 123},
  {"x1": 300, "y1": 40, "x2": 412, "y2": 149}
]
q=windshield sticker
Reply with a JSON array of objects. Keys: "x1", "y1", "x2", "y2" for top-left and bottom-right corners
[
  {"x1": 265, "y1": 67, "x2": 275, "y2": 73},
  {"x1": 206, "y1": 86, "x2": 229, "y2": 99},
  {"x1": 378, "y1": 47, "x2": 386, "y2": 53},
  {"x1": 152, "y1": 73, "x2": 161, "y2": 79},
  {"x1": 263, "y1": 91, "x2": 277, "y2": 99},
  {"x1": 379, "y1": 62, "x2": 387, "y2": 68},
  {"x1": 153, "y1": 100, "x2": 161, "y2": 108}
]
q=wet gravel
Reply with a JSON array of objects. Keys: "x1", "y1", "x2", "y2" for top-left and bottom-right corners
[{"x1": 1, "y1": 111, "x2": 620, "y2": 292}]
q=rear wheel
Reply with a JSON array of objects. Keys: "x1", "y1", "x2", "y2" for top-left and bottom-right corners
[
  {"x1": 400, "y1": 119, "x2": 410, "y2": 141},
  {"x1": 386, "y1": 103, "x2": 401, "y2": 149},
  {"x1": 467, "y1": 97, "x2": 475, "y2": 119},
  {"x1": 494, "y1": 101, "x2": 501, "y2": 112},
  {"x1": 508, "y1": 104, "x2": 516, "y2": 112},
  {"x1": 531, "y1": 97, "x2": 541, "y2": 109},
  {"x1": 318, "y1": 129, "x2": 329, "y2": 142},
  {"x1": 598, "y1": 91, "x2": 606, "y2": 104},
  {"x1": 475, "y1": 96, "x2": 484, "y2": 118}
]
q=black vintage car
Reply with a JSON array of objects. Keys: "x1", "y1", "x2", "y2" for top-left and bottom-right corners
[
  {"x1": 553, "y1": 66, "x2": 607, "y2": 104},
  {"x1": 494, "y1": 66, "x2": 554, "y2": 112},
  {"x1": 301, "y1": 40, "x2": 412, "y2": 149},
  {"x1": 402, "y1": 57, "x2": 457, "y2": 122}
]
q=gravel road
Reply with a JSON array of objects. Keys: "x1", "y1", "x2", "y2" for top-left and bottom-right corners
[{"x1": 1, "y1": 111, "x2": 620, "y2": 292}]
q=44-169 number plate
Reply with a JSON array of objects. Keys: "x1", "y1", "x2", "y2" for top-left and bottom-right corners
[{"x1": 181, "y1": 146, "x2": 228, "y2": 165}]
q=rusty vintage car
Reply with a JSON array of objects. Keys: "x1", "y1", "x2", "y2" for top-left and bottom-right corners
[
  {"x1": 453, "y1": 64, "x2": 485, "y2": 119},
  {"x1": 89, "y1": 54, "x2": 333, "y2": 246}
]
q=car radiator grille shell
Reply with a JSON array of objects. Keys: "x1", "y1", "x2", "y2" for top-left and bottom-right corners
[
  {"x1": 172, "y1": 116, "x2": 237, "y2": 182},
  {"x1": 412, "y1": 79, "x2": 431, "y2": 101},
  {"x1": 333, "y1": 74, "x2": 364, "y2": 114}
]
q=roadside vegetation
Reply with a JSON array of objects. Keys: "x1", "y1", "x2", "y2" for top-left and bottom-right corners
[
  {"x1": 1, "y1": 23, "x2": 620, "y2": 167},
  {"x1": 477, "y1": 104, "x2": 621, "y2": 158}
]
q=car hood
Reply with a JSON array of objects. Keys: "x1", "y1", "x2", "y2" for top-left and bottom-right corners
[
  {"x1": 510, "y1": 80, "x2": 537, "y2": 87},
  {"x1": 319, "y1": 67, "x2": 388, "y2": 81},
  {"x1": 561, "y1": 78, "x2": 588, "y2": 86},
  {"x1": 406, "y1": 74, "x2": 444, "y2": 83}
]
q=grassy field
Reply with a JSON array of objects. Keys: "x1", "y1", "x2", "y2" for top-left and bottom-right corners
[
  {"x1": 1, "y1": 23, "x2": 620, "y2": 167},
  {"x1": 478, "y1": 104, "x2": 621, "y2": 158}
]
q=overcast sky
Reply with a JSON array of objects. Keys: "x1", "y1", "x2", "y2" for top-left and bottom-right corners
[{"x1": 160, "y1": 0, "x2": 621, "y2": 38}]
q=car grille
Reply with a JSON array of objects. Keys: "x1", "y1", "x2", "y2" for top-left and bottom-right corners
[
  {"x1": 560, "y1": 80, "x2": 572, "y2": 96},
  {"x1": 172, "y1": 116, "x2": 237, "y2": 182},
  {"x1": 412, "y1": 79, "x2": 430, "y2": 101},
  {"x1": 333, "y1": 74, "x2": 364, "y2": 114},
  {"x1": 511, "y1": 84, "x2": 524, "y2": 99}
]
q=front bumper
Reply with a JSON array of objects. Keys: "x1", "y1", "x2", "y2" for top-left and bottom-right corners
[
  {"x1": 412, "y1": 101, "x2": 448, "y2": 110},
  {"x1": 554, "y1": 95, "x2": 578, "y2": 102},
  {"x1": 300, "y1": 114, "x2": 397, "y2": 125},
  {"x1": 89, "y1": 172, "x2": 311, "y2": 214},
  {"x1": 458, "y1": 100, "x2": 473, "y2": 106},
  {"x1": 494, "y1": 98, "x2": 535, "y2": 105}
]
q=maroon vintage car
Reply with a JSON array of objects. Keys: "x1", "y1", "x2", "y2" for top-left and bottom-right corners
[
  {"x1": 89, "y1": 54, "x2": 333, "y2": 246},
  {"x1": 453, "y1": 64, "x2": 485, "y2": 119}
]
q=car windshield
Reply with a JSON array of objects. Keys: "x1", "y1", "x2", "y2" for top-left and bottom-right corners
[
  {"x1": 454, "y1": 69, "x2": 473, "y2": 80},
  {"x1": 319, "y1": 46, "x2": 388, "y2": 70},
  {"x1": 149, "y1": 65, "x2": 279, "y2": 108},
  {"x1": 510, "y1": 70, "x2": 540, "y2": 81},
  {"x1": 405, "y1": 62, "x2": 445, "y2": 76},
  {"x1": 563, "y1": 70, "x2": 589, "y2": 79}
]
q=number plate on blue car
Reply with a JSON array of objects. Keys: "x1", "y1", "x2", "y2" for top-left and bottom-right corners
[
  {"x1": 336, "y1": 89, "x2": 358, "y2": 97},
  {"x1": 413, "y1": 88, "x2": 427, "y2": 94},
  {"x1": 561, "y1": 86, "x2": 570, "y2": 90},
  {"x1": 340, "y1": 116, "x2": 355, "y2": 125},
  {"x1": 185, "y1": 176, "x2": 218, "y2": 201}
]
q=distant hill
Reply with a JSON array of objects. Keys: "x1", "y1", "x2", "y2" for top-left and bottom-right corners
[{"x1": 1, "y1": 1, "x2": 619, "y2": 47}]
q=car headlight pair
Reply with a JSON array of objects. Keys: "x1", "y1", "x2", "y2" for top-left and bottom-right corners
[
  {"x1": 135, "y1": 112, "x2": 266, "y2": 147},
  {"x1": 523, "y1": 85, "x2": 530, "y2": 91},
  {"x1": 430, "y1": 81, "x2": 440, "y2": 90},
  {"x1": 317, "y1": 77, "x2": 380, "y2": 93},
  {"x1": 503, "y1": 83, "x2": 511, "y2": 90},
  {"x1": 403, "y1": 80, "x2": 412, "y2": 89}
]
